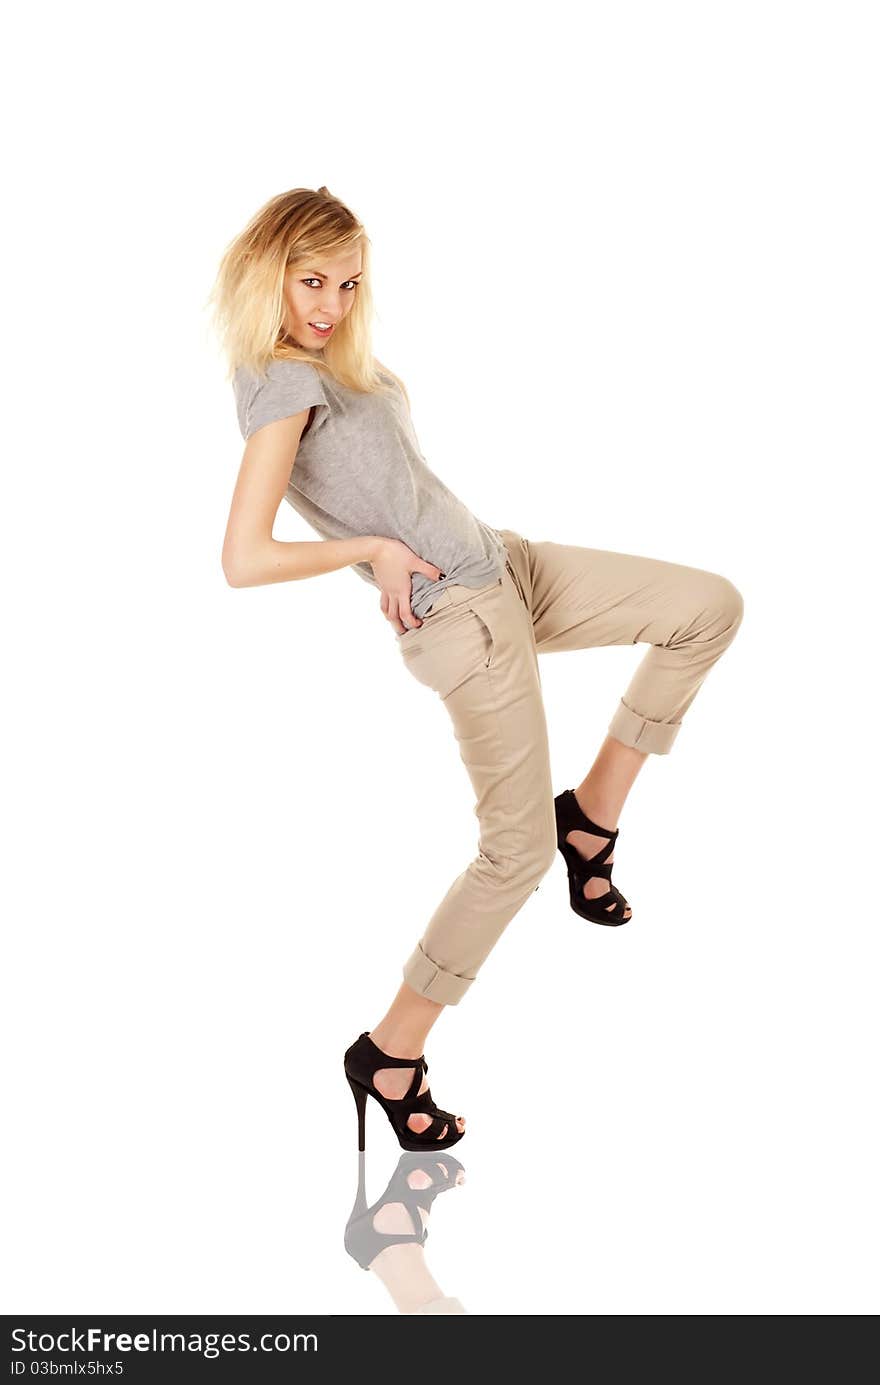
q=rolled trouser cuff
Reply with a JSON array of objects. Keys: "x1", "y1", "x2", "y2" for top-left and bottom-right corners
[
  {"x1": 403, "y1": 943, "x2": 476, "y2": 1005},
  {"x1": 608, "y1": 698, "x2": 682, "y2": 754}
]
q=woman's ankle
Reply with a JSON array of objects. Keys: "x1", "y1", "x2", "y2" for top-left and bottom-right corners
[
  {"x1": 370, "y1": 983, "x2": 445, "y2": 1057},
  {"x1": 574, "y1": 784, "x2": 622, "y2": 829},
  {"x1": 369, "y1": 1023, "x2": 428, "y2": 1059}
]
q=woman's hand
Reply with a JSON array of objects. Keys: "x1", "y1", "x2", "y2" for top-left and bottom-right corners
[{"x1": 371, "y1": 537, "x2": 444, "y2": 634}]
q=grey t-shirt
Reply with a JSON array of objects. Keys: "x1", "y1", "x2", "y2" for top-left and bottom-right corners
[{"x1": 232, "y1": 357, "x2": 507, "y2": 618}]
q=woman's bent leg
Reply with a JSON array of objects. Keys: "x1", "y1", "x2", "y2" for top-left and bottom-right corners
[{"x1": 502, "y1": 530, "x2": 745, "y2": 755}]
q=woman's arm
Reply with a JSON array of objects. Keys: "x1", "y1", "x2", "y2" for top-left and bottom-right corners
[{"x1": 221, "y1": 410, "x2": 381, "y2": 588}]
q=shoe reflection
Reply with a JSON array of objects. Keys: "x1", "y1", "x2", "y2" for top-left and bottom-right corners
[{"x1": 345, "y1": 1150, "x2": 468, "y2": 1315}]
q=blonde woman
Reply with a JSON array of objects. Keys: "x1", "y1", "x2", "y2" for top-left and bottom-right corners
[{"x1": 211, "y1": 187, "x2": 744, "y2": 1154}]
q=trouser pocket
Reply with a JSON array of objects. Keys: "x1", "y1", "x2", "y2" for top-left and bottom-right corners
[
  {"x1": 503, "y1": 551, "x2": 529, "y2": 608},
  {"x1": 399, "y1": 592, "x2": 499, "y2": 700}
]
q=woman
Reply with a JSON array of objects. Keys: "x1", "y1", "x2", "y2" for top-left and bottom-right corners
[{"x1": 210, "y1": 186, "x2": 744, "y2": 1155}]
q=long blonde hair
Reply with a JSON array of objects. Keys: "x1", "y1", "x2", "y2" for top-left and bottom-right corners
[{"x1": 206, "y1": 185, "x2": 409, "y2": 406}]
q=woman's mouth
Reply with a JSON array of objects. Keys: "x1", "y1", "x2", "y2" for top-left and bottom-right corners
[{"x1": 309, "y1": 322, "x2": 334, "y2": 338}]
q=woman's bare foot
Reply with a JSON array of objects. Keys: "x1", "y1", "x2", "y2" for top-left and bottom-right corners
[
  {"x1": 568, "y1": 736, "x2": 647, "y2": 920},
  {"x1": 372, "y1": 1063, "x2": 466, "y2": 1140},
  {"x1": 369, "y1": 987, "x2": 463, "y2": 1140},
  {"x1": 564, "y1": 825, "x2": 633, "y2": 920}
]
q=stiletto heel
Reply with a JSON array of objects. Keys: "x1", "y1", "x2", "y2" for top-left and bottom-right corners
[
  {"x1": 554, "y1": 787, "x2": 633, "y2": 926},
  {"x1": 343, "y1": 1032, "x2": 465, "y2": 1153},
  {"x1": 347, "y1": 1074, "x2": 368, "y2": 1152}
]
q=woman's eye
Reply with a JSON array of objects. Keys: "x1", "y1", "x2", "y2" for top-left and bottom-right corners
[{"x1": 302, "y1": 278, "x2": 358, "y2": 290}]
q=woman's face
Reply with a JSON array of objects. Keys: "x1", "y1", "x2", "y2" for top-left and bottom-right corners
[{"x1": 283, "y1": 248, "x2": 364, "y2": 350}]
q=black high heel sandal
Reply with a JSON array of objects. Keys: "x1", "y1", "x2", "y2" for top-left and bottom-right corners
[
  {"x1": 344, "y1": 1032, "x2": 466, "y2": 1153},
  {"x1": 554, "y1": 788, "x2": 632, "y2": 926},
  {"x1": 345, "y1": 1150, "x2": 465, "y2": 1271}
]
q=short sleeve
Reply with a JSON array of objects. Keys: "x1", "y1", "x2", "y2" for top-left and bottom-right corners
[{"x1": 233, "y1": 358, "x2": 330, "y2": 441}]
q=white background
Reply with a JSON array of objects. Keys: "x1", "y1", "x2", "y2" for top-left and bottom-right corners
[{"x1": 4, "y1": 0, "x2": 877, "y2": 1316}]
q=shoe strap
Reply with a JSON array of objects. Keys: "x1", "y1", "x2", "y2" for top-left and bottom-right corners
[
  {"x1": 359, "y1": 1033, "x2": 426, "y2": 1101},
  {"x1": 562, "y1": 836, "x2": 615, "y2": 876},
  {"x1": 385, "y1": 1088, "x2": 461, "y2": 1140},
  {"x1": 393, "y1": 1088, "x2": 438, "y2": 1115},
  {"x1": 600, "y1": 884, "x2": 629, "y2": 919},
  {"x1": 360, "y1": 1032, "x2": 426, "y2": 1068},
  {"x1": 556, "y1": 789, "x2": 619, "y2": 841},
  {"x1": 409, "y1": 1115, "x2": 452, "y2": 1143}
]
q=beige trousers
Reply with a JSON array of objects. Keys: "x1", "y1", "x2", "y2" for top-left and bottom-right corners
[{"x1": 399, "y1": 527, "x2": 744, "y2": 1005}]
